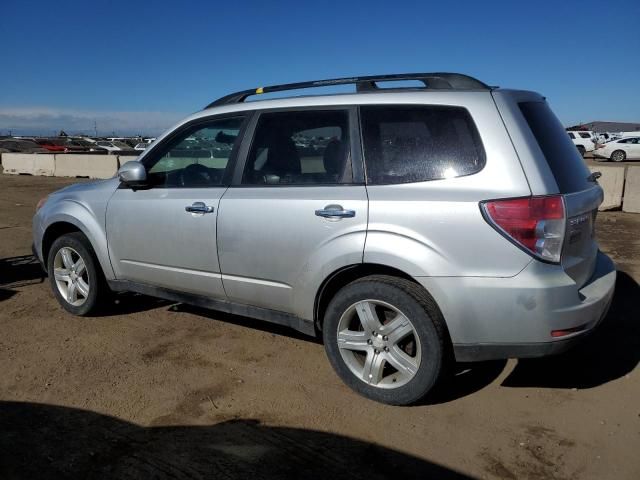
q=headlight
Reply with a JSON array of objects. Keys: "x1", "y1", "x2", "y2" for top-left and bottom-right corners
[{"x1": 36, "y1": 196, "x2": 49, "y2": 212}]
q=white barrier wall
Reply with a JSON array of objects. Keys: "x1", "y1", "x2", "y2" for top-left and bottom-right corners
[
  {"x1": 589, "y1": 166, "x2": 625, "y2": 211},
  {"x1": 1, "y1": 153, "x2": 639, "y2": 213},
  {"x1": 1, "y1": 153, "x2": 56, "y2": 176},
  {"x1": 622, "y1": 166, "x2": 640, "y2": 213},
  {"x1": 54, "y1": 154, "x2": 118, "y2": 179}
]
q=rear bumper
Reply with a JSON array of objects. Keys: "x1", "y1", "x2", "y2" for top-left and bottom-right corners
[
  {"x1": 417, "y1": 251, "x2": 616, "y2": 362},
  {"x1": 452, "y1": 297, "x2": 612, "y2": 361}
]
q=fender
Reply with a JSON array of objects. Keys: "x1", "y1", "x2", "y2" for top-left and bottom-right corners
[
  {"x1": 41, "y1": 207, "x2": 115, "y2": 280},
  {"x1": 34, "y1": 178, "x2": 120, "y2": 280}
]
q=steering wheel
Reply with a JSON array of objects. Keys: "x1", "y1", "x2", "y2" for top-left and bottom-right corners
[{"x1": 180, "y1": 163, "x2": 212, "y2": 187}]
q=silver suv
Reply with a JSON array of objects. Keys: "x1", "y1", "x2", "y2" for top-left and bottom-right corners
[{"x1": 33, "y1": 73, "x2": 616, "y2": 405}]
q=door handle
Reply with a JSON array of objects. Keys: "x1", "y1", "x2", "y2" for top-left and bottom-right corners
[
  {"x1": 185, "y1": 202, "x2": 214, "y2": 214},
  {"x1": 315, "y1": 204, "x2": 356, "y2": 219}
]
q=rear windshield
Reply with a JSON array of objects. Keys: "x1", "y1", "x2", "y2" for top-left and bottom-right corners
[{"x1": 519, "y1": 101, "x2": 591, "y2": 193}]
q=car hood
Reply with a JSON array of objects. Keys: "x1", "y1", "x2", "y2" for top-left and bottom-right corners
[{"x1": 50, "y1": 177, "x2": 120, "y2": 197}]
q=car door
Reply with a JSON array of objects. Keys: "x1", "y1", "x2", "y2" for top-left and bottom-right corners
[
  {"x1": 628, "y1": 137, "x2": 640, "y2": 159},
  {"x1": 217, "y1": 107, "x2": 368, "y2": 318},
  {"x1": 106, "y1": 114, "x2": 248, "y2": 298}
]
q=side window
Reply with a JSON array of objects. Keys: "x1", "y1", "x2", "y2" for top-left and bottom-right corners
[
  {"x1": 144, "y1": 116, "x2": 244, "y2": 187},
  {"x1": 579, "y1": 132, "x2": 591, "y2": 139},
  {"x1": 242, "y1": 110, "x2": 352, "y2": 185},
  {"x1": 361, "y1": 105, "x2": 486, "y2": 184},
  {"x1": 568, "y1": 132, "x2": 576, "y2": 139}
]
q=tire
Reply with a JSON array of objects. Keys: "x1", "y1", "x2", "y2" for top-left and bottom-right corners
[
  {"x1": 577, "y1": 145, "x2": 586, "y2": 157},
  {"x1": 322, "y1": 275, "x2": 446, "y2": 405},
  {"x1": 47, "y1": 232, "x2": 105, "y2": 316},
  {"x1": 610, "y1": 150, "x2": 626, "y2": 162}
]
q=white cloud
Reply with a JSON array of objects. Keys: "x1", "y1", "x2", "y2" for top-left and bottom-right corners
[{"x1": 0, "y1": 107, "x2": 187, "y2": 136}]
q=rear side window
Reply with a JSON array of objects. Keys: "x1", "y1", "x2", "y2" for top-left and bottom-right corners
[
  {"x1": 579, "y1": 132, "x2": 592, "y2": 139},
  {"x1": 242, "y1": 110, "x2": 352, "y2": 185},
  {"x1": 519, "y1": 102, "x2": 591, "y2": 193},
  {"x1": 360, "y1": 105, "x2": 485, "y2": 184}
]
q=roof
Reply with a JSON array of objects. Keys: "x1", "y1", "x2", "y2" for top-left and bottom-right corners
[{"x1": 204, "y1": 72, "x2": 493, "y2": 109}]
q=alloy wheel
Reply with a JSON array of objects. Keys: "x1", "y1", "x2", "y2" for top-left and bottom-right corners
[
  {"x1": 53, "y1": 247, "x2": 90, "y2": 306},
  {"x1": 336, "y1": 299, "x2": 421, "y2": 389},
  {"x1": 612, "y1": 150, "x2": 625, "y2": 162}
]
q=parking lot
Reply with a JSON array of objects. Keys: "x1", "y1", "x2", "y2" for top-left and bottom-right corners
[{"x1": 1, "y1": 174, "x2": 639, "y2": 479}]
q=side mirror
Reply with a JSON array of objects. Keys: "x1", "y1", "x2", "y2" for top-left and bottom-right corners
[{"x1": 118, "y1": 160, "x2": 147, "y2": 187}]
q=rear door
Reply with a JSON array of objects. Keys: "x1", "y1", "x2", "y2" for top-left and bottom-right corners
[
  {"x1": 217, "y1": 107, "x2": 367, "y2": 317},
  {"x1": 503, "y1": 95, "x2": 602, "y2": 287}
]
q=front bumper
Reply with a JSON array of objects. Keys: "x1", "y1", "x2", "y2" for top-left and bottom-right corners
[
  {"x1": 417, "y1": 252, "x2": 616, "y2": 362},
  {"x1": 31, "y1": 242, "x2": 46, "y2": 273}
]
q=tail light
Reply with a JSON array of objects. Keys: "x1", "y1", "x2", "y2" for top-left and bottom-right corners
[{"x1": 481, "y1": 195, "x2": 565, "y2": 263}]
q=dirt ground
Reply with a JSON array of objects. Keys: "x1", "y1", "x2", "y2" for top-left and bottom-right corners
[{"x1": 1, "y1": 174, "x2": 638, "y2": 480}]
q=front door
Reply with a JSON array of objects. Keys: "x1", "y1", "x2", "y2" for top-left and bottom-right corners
[
  {"x1": 217, "y1": 108, "x2": 368, "y2": 317},
  {"x1": 627, "y1": 137, "x2": 640, "y2": 159},
  {"x1": 106, "y1": 115, "x2": 247, "y2": 298}
]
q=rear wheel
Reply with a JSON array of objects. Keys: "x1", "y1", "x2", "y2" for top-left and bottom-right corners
[
  {"x1": 47, "y1": 232, "x2": 105, "y2": 316},
  {"x1": 611, "y1": 150, "x2": 626, "y2": 162},
  {"x1": 322, "y1": 275, "x2": 445, "y2": 405}
]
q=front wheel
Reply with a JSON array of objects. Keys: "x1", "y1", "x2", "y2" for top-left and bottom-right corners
[
  {"x1": 322, "y1": 275, "x2": 446, "y2": 405},
  {"x1": 611, "y1": 150, "x2": 626, "y2": 162},
  {"x1": 47, "y1": 232, "x2": 105, "y2": 316},
  {"x1": 577, "y1": 145, "x2": 586, "y2": 157}
]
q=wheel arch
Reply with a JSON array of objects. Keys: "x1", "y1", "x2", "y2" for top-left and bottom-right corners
[
  {"x1": 314, "y1": 263, "x2": 445, "y2": 330},
  {"x1": 41, "y1": 215, "x2": 114, "y2": 280},
  {"x1": 42, "y1": 222, "x2": 82, "y2": 269}
]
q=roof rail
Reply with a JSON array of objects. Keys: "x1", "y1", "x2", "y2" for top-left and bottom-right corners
[{"x1": 204, "y1": 72, "x2": 491, "y2": 108}]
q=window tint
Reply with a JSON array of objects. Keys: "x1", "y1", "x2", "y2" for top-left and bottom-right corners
[
  {"x1": 519, "y1": 102, "x2": 591, "y2": 193},
  {"x1": 145, "y1": 116, "x2": 244, "y2": 187},
  {"x1": 567, "y1": 132, "x2": 575, "y2": 139},
  {"x1": 579, "y1": 132, "x2": 592, "y2": 139},
  {"x1": 242, "y1": 110, "x2": 352, "y2": 185},
  {"x1": 360, "y1": 105, "x2": 485, "y2": 184}
]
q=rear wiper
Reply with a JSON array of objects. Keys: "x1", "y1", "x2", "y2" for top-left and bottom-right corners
[{"x1": 587, "y1": 171, "x2": 601, "y2": 182}]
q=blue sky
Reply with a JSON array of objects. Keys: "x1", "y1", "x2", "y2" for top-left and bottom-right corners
[{"x1": 1, "y1": 0, "x2": 638, "y2": 135}]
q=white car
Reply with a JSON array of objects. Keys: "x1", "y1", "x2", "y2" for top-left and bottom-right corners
[
  {"x1": 567, "y1": 131, "x2": 596, "y2": 157},
  {"x1": 593, "y1": 137, "x2": 640, "y2": 162}
]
